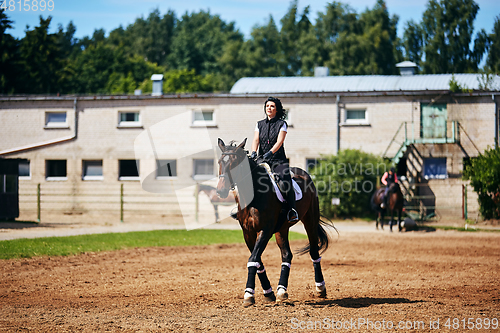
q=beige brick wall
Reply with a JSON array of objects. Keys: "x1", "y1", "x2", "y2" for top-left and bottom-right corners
[{"x1": 1, "y1": 94, "x2": 496, "y2": 222}]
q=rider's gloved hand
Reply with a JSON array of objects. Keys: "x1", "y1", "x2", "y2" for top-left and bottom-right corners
[
  {"x1": 263, "y1": 151, "x2": 274, "y2": 161},
  {"x1": 250, "y1": 151, "x2": 257, "y2": 160}
]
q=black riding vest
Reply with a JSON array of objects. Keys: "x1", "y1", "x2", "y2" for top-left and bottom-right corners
[
  {"x1": 257, "y1": 117, "x2": 287, "y2": 164},
  {"x1": 386, "y1": 172, "x2": 396, "y2": 184}
]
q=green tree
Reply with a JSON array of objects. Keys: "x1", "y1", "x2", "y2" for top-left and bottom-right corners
[
  {"x1": 402, "y1": 20, "x2": 424, "y2": 67},
  {"x1": 243, "y1": 16, "x2": 281, "y2": 77},
  {"x1": 19, "y1": 16, "x2": 64, "y2": 94},
  {"x1": 420, "y1": 0, "x2": 488, "y2": 73},
  {"x1": 162, "y1": 69, "x2": 217, "y2": 93},
  {"x1": 486, "y1": 15, "x2": 500, "y2": 73},
  {"x1": 463, "y1": 147, "x2": 500, "y2": 219},
  {"x1": 0, "y1": 9, "x2": 20, "y2": 94},
  {"x1": 310, "y1": 149, "x2": 391, "y2": 218},
  {"x1": 279, "y1": 0, "x2": 312, "y2": 75},
  {"x1": 326, "y1": 0, "x2": 401, "y2": 75},
  {"x1": 168, "y1": 10, "x2": 242, "y2": 76}
]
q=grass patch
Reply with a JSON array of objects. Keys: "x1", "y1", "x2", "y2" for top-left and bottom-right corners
[{"x1": 0, "y1": 229, "x2": 307, "y2": 260}]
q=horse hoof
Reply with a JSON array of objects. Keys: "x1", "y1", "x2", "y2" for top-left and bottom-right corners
[
  {"x1": 315, "y1": 285, "x2": 327, "y2": 298},
  {"x1": 263, "y1": 292, "x2": 276, "y2": 303},
  {"x1": 276, "y1": 288, "x2": 288, "y2": 302},
  {"x1": 243, "y1": 297, "x2": 255, "y2": 307}
]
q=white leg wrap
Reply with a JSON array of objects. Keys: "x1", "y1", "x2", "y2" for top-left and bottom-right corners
[
  {"x1": 257, "y1": 267, "x2": 266, "y2": 274},
  {"x1": 281, "y1": 262, "x2": 291, "y2": 268},
  {"x1": 244, "y1": 288, "x2": 255, "y2": 295},
  {"x1": 263, "y1": 287, "x2": 273, "y2": 294},
  {"x1": 247, "y1": 262, "x2": 261, "y2": 268},
  {"x1": 311, "y1": 257, "x2": 322, "y2": 263},
  {"x1": 277, "y1": 285, "x2": 287, "y2": 291},
  {"x1": 315, "y1": 281, "x2": 325, "y2": 287}
]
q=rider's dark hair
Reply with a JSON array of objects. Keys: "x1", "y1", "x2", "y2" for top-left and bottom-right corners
[
  {"x1": 264, "y1": 97, "x2": 287, "y2": 120},
  {"x1": 390, "y1": 167, "x2": 396, "y2": 173}
]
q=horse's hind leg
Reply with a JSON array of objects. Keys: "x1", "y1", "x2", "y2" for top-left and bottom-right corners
[
  {"x1": 302, "y1": 210, "x2": 327, "y2": 298},
  {"x1": 275, "y1": 228, "x2": 293, "y2": 302}
]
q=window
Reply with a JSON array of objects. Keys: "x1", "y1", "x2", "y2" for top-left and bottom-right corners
[
  {"x1": 306, "y1": 158, "x2": 319, "y2": 173},
  {"x1": 119, "y1": 159, "x2": 139, "y2": 180},
  {"x1": 82, "y1": 160, "x2": 103, "y2": 180},
  {"x1": 192, "y1": 110, "x2": 216, "y2": 127},
  {"x1": 46, "y1": 160, "x2": 67, "y2": 180},
  {"x1": 156, "y1": 159, "x2": 177, "y2": 178},
  {"x1": 345, "y1": 109, "x2": 368, "y2": 125},
  {"x1": 423, "y1": 158, "x2": 447, "y2": 180},
  {"x1": 118, "y1": 111, "x2": 141, "y2": 128},
  {"x1": 45, "y1": 112, "x2": 67, "y2": 128},
  {"x1": 18, "y1": 160, "x2": 30, "y2": 179},
  {"x1": 193, "y1": 159, "x2": 214, "y2": 180}
]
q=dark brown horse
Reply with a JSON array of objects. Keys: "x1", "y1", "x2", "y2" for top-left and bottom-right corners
[
  {"x1": 216, "y1": 138, "x2": 334, "y2": 307},
  {"x1": 371, "y1": 183, "x2": 404, "y2": 232},
  {"x1": 197, "y1": 184, "x2": 235, "y2": 223}
]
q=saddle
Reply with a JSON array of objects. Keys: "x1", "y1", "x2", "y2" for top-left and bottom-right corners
[{"x1": 259, "y1": 163, "x2": 302, "y2": 203}]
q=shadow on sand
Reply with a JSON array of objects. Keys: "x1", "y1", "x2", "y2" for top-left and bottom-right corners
[{"x1": 305, "y1": 297, "x2": 424, "y2": 309}]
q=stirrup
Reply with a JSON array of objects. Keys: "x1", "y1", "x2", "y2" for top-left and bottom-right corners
[
  {"x1": 380, "y1": 203, "x2": 385, "y2": 209},
  {"x1": 288, "y1": 208, "x2": 299, "y2": 222}
]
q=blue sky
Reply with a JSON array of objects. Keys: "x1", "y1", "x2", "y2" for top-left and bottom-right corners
[{"x1": 4, "y1": 0, "x2": 500, "y2": 41}]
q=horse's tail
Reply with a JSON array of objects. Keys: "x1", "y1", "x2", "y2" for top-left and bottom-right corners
[{"x1": 296, "y1": 215, "x2": 338, "y2": 256}]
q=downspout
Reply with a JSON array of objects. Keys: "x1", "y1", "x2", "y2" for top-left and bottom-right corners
[
  {"x1": 0, "y1": 97, "x2": 78, "y2": 156},
  {"x1": 336, "y1": 94, "x2": 341, "y2": 154},
  {"x1": 494, "y1": 94, "x2": 498, "y2": 148}
]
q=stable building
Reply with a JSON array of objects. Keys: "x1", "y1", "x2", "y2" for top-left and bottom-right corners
[{"x1": 0, "y1": 67, "x2": 499, "y2": 222}]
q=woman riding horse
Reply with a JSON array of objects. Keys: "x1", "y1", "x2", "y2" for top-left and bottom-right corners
[
  {"x1": 251, "y1": 97, "x2": 298, "y2": 223},
  {"x1": 216, "y1": 138, "x2": 333, "y2": 306}
]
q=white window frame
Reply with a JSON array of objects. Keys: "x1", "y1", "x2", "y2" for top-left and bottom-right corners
[
  {"x1": 118, "y1": 159, "x2": 140, "y2": 181},
  {"x1": 45, "y1": 160, "x2": 67, "y2": 181},
  {"x1": 44, "y1": 111, "x2": 68, "y2": 129},
  {"x1": 193, "y1": 159, "x2": 215, "y2": 180},
  {"x1": 156, "y1": 159, "x2": 177, "y2": 179},
  {"x1": 118, "y1": 111, "x2": 142, "y2": 128},
  {"x1": 18, "y1": 160, "x2": 31, "y2": 180},
  {"x1": 343, "y1": 109, "x2": 369, "y2": 125},
  {"x1": 191, "y1": 109, "x2": 216, "y2": 127},
  {"x1": 82, "y1": 160, "x2": 104, "y2": 181}
]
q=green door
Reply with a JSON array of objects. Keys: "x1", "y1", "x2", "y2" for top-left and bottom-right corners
[{"x1": 421, "y1": 104, "x2": 447, "y2": 139}]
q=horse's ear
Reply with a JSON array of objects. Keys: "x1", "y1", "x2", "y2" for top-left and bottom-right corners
[
  {"x1": 237, "y1": 138, "x2": 247, "y2": 150},
  {"x1": 218, "y1": 138, "x2": 225, "y2": 151}
]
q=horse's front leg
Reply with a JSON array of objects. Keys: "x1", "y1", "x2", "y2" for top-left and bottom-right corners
[
  {"x1": 244, "y1": 228, "x2": 273, "y2": 307},
  {"x1": 398, "y1": 208, "x2": 402, "y2": 232},
  {"x1": 275, "y1": 229, "x2": 293, "y2": 302},
  {"x1": 389, "y1": 209, "x2": 394, "y2": 232},
  {"x1": 213, "y1": 204, "x2": 220, "y2": 223}
]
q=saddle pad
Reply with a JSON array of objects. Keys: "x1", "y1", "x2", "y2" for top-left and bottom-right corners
[{"x1": 259, "y1": 163, "x2": 303, "y2": 203}]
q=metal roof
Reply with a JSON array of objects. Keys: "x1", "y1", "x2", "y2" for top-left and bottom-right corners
[{"x1": 230, "y1": 74, "x2": 500, "y2": 94}]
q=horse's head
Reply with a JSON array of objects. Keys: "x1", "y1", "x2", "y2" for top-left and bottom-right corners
[{"x1": 216, "y1": 138, "x2": 248, "y2": 198}]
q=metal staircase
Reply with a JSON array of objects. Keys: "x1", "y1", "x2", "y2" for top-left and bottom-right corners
[{"x1": 383, "y1": 121, "x2": 459, "y2": 164}]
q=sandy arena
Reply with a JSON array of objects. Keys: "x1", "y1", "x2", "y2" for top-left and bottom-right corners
[{"x1": 1, "y1": 223, "x2": 499, "y2": 332}]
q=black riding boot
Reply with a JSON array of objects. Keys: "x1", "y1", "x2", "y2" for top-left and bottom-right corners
[{"x1": 286, "y1": 184, "x2": 299, "y2": 222}]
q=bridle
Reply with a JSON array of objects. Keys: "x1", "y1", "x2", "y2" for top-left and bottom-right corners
[{"x1": 218, "y1": 150, "x2": 241, "y2": 191}]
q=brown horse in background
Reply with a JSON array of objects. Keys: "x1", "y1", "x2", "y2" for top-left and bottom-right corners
[
  {"x1": 216, "y1": 138, "x2": 335, "y2": 307},
  {"x1": 197, "y1": 184, "x2": 235, "y2": 223},
  {"x1": 371, "y1": 183, "x2": 404, "y2": 232}
]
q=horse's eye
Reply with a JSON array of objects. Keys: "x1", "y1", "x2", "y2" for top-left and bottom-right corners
[{"x1": 223, "y1": 155, "x2": 230, "y2": 162}]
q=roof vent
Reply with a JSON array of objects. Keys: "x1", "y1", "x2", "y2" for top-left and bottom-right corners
[
  {"x1": 314, "y1": 66, "x2": 329, "y2": 77},
  {"x1": 151, "y1": 74, "x2": 164, "y2": 96},
  {"x1": 396, "y1": 61, "x2": 418, "y2": 76}
]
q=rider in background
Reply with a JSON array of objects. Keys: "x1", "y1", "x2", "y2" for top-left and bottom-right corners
[
  {"x1": 381, "y1": 167, "x2": 398, "y2": 209},
  {"x1": 250, "y1": 97, "x2": 299, "y2": 223}
]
